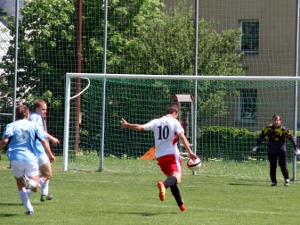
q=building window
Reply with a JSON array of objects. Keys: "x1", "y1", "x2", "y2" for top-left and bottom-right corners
[
  {"x1": 239, "y1": 89, "x2": 257, "y2": 122},
  {"x1": 240, "y1": 20, "x2": 259, "y2": 53}
]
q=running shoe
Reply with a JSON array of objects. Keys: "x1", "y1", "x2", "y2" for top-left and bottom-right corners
[
  {"x1": 157, "y1": 181, "x2": 166, "y2": 201},
  {"x1": 284, "y1": 179, "x2": 290, "y2": 187},
  {"x1": 179, "y1": 204, "x2": 186, "y2": 211},
  {"x1": 21, "y1": 174, "x2": 31, "y2": 188},
  {"x1": 25, "y1": 211, "x2": 34, "y2": 216},
  {"x1": 41, "y1": 194, "x2": 53, "y2": 202}
]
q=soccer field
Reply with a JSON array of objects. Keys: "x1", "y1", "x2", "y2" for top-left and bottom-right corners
[{"x1": 1, "y1": 156, "x2": 300, "y2": 225}]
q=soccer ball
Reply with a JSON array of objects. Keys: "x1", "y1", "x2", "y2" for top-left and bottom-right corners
[{"x1": 187, "y1": 158, "x2": 201, "y2": 171}]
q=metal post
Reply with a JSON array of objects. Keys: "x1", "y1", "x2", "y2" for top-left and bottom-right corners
[
  {"x1": 62, "y1": 76, "x2": 71, "y2": 172},
  {"x1": 292, "y1": 0, "x2": 300, "y2": 181},
  {"x1": 192, "y1": 0, "x2": 199, "y2": 175},
  {"x1": 74, "y1": 0, "x2": 83, "y2": 153},
  {"x1": 12, "y1": 0, "x2": 20, "y2": 121},
  {"x1": 99, "y1": 0, "x2": 108, "y2": 172}
]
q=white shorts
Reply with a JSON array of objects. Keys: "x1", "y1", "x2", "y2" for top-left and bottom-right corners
[
  {"x1": 11, "y1": 161, "x2": 39, "y2": 178},
  {"x1": 38, "y1": 153, "x2": 50, "y2": 167}
]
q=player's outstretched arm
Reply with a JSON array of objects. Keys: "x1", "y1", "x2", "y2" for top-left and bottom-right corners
[
  {"x1": 120, "y1": 118, "x2": 144, "y2": 132},
  {"x1": 179, "y1": 133, "x2": 198, "y2": 160},
  {"x1": 46, "y1": 132, "x2": 60, "y2": 145}
]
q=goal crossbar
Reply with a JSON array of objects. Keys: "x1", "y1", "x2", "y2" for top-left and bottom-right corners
[{"x1": 66, "y1": 73, "x2": 300, "y2": 81}]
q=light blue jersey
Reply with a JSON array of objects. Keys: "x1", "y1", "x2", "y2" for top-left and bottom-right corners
[
  {"x1": 3, "y1": 119, "x2": 48, "y2": 162},
  {"x1": 29, "y1": 112, "x2": 46, "y2": 156}
]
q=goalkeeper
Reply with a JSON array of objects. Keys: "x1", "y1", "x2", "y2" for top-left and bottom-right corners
[
  {"x1": 253, "y1": 114, "x2": 300, "y2": 187},
  {"x1": 120, "y1": 104, "x2": 198, "y2": 211}
]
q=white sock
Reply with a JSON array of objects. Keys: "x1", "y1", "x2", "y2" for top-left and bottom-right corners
[
  {"x1": 27, "y1": 189, "x2": 33, "y2": 195},
  {"x1": 19, "y1": 189, "x2": 34, "y2": 212},
  {"x1": 39, "y1": 177, "x2": 45, "y2": 188},
  {"x1": 41, "y1": 179, "x2": 49, "y2": 196}
]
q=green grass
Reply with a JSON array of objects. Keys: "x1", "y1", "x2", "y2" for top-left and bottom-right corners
[{"x1": 1, "y1": 154, "x2": 300, "y2": 225}]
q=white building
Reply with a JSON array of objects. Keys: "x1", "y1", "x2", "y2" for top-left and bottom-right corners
[{"x1": 0, "y1": 0, "x2": 24, "y2": 72}]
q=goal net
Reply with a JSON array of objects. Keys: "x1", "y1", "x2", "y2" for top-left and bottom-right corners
[{"x1": 63, "y1": 73, "x2": 300, "y2": 181}]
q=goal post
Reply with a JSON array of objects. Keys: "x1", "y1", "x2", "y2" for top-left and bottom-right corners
[{"x1": 63, "y1": 73, "x2": 300, "y2": 181}]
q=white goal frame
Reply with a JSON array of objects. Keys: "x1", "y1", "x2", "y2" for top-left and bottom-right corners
[{"x1": 63, "y1": 73, "x2": 300, "y2": 179}]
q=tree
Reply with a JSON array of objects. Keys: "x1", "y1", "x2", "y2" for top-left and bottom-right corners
[
  {"x1": 0, "y1": 0, "x2": 165, "y2": 100},
  {"x1": 0, "y1": 0, "x2": 244, "y2": 154},
  {"x1": 0, "y1": 0, "x2": 75, "y2": 119},
  {"x1": 82, "y1": 0, "x2": 164, "y2": 73},
  {"x1": 0, "y1": 0, "x2": 76, "y2": 151},
  {"x1": 119, "y1": 3, "x2": 244, "y2": 121}
]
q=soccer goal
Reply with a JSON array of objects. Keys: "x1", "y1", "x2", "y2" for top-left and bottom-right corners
[{"x1": 63, "y1": 73, "x2": 300, "y2": 179}]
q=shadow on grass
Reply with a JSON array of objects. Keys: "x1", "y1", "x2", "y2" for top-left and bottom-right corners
[
  {"x1": 0, "y1": 203, "x2": 22, "y2": 206},
  {"x1": 0, "y1": 203, "x2": 28, "y2": 217},
  {"x1": 228, "y1": 182, "x2": 267, "y2": 187},
  {"x1": 0, "y1": 213, "x2": 19, "y2": 217},
  {"x1": 102, "y1": 211, "x2": 177, "y2": 217}
]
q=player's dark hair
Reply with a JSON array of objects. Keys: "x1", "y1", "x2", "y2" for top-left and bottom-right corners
[
  {"x1": 33, "y1": 99, "x2": 46, "y2": 111},
  {"x1": 166, "y1": 104, "x2": 179, "y2": 115},
  {"x1": 16, "y1": 105, "x2": 30, "y2": 120},
  {"x1": 272, "y1": 114, "x2": 281, "y2": 120}
]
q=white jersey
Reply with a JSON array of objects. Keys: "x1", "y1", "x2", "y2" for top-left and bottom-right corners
[{"x1": 142, "y1": 115, "x2": 184, "y2": 158}]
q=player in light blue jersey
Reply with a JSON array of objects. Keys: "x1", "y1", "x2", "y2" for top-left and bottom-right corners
[
  {"x1": 29, "y1": 99, "x2": 58, "y2": 202},
  {"x1": 0, "y1": 105, "x2": 52, "y2": 215}
]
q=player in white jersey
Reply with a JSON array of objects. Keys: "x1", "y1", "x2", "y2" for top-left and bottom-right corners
[
  {"x1": 0, "y1": 105, "x2": 52, "y2": 215},
  {"x1": 29, "y1": 99, "x2": 58, "y2": 202},
  {"x1": 120, "y1": 104, "x2": 198, "y2": 211}
]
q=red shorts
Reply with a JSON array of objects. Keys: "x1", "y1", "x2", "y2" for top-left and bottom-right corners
[{"x1": 156, "y1": 154, "x2": 182, "y2": 176}]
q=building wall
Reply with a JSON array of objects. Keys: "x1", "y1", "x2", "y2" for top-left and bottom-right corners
[
  {"x1": 165, "y1": 0, "x2": 296, "y2": 77},
  {"x1": 164, "y1": 1, "x2": 299, "y2": 131}
]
